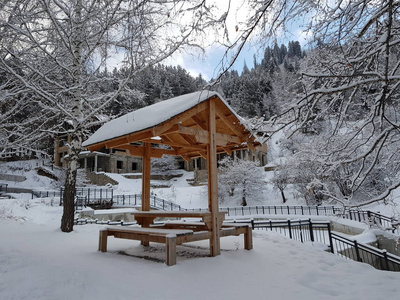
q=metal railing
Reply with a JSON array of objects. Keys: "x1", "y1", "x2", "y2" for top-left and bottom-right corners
[
  {"x1": 112, "y1": 194, "x2": 184, "y2": 211},
  {"x1": 221, "y1": 205, "x2": 398, "y2": 234},
  {"x1": 228, "y1": 218, "x2": 400, "y2": 272},
  {"x1": 31, "y1": 190, "x2": 60, "y2": 199},
  {"x1": 59, "y1": 187, "x2": 113, "y2": 205},
  {"x1": 226, "y1": 218, "x2": 334, "y2": 250},
  {"x1": 331, "y1": 232, "x2": 400, "y2": 271},
  {"x1": 223, "y1": 205, "x2": 338, "y2": 217}
]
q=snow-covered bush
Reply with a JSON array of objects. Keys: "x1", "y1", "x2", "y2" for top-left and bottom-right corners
[{"x1": 218, "y1": 157, "x2": 264, "y2": 206}]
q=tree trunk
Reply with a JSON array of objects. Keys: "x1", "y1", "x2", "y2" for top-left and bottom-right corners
[
  {"x1": 60, "y1": 130, "x2": 82, "y2": 232},
  {"x1": 61, "y1": 164, "x2": 77, "y2": 232},
  {"x1": 279, "y1": 188, "x2": 287, "y2": 203},
  {"x1": 60, "y1": 0, "x2": 83, "y2": 233}
]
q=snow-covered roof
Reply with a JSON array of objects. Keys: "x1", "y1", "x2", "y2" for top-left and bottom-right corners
[{"x1": 83, "y1": 90, "x2": 227, "y2": 147}]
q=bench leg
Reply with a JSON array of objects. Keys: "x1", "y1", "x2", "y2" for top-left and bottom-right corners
[
  {"x1": 99, "y1": 230, "x2": 108, "y2": 252},
  {"x1": 141, "y1": 240, "x2": 150, "y2": 246},
  {"x1": 244, "y1": 226, "x2": 253, "y2": 250},
  {"x1": 166, "y1": 235, "x2": 177, "y2": 266}
]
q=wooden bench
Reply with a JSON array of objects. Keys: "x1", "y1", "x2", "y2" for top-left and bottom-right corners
[
  {"x1": 98, "y1": 227, "x2": 196, "y2": 266},
  {"x1": 148, "y1": 221, "x2": 253, "y2": 251},
  {"x1": 98, "y1": 222, "x2": 253, "y2": 266}
]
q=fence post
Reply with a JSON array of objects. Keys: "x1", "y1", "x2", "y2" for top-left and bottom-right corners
[
  {"x1": 288, "y1": 219, "x2": 292, "y2": 239},
  {"x1": 316, "y1": 206, "x2": 319, "y2": 215},
  {"x1": 382, "y1": 250, "x2": 390, "y2": 271},
  {"x1": 327, "y1": 223, "x2": 334, "y2": 253},
  {"x1": 309, "y1": 218, "x2": 314, "y2": 242},
  {"x1": 354, "y1": 241, "x2": 362, "y2": 262},
  {"x1": 251, "y1": 219, "x2": 255, "y2": 230}
]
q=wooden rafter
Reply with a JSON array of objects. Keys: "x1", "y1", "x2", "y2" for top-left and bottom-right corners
[
  {"x1": 191, "y1": 115, "x2": 207, "y2": 130},
  {"x1": 151, "y1": 101, "x2": 208, "y2": 137},
  {"x1": 215, "y1": 109, "x2": 245, "y2": 138}
]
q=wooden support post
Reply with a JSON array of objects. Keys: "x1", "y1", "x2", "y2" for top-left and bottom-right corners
[
  {"x1": 141, "y1": 142, "x2": 151, "y2": 246},
  {"x1": 207, "y1": 99, "x2": 221, "y2": 256},
  {"x1": 166, "y1": 234, "x2": 177, "y2": 266},
  {"x1": 99, "y1": 230, "x2": 108, "y2": 252},
  {"x1": 244, "y1": 226, "x2": 253, "y2": 250},
  {"x1": 142, "y1": 142, "x2": 151, "y2": 213}
]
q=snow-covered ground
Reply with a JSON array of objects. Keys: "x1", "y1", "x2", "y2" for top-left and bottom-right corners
[
  {"x1": 1, "y1": 197, "x2": 400, "y2": 300},
  {"x1": 2, "y1": 160, "x2": 400, "y2": 299}
]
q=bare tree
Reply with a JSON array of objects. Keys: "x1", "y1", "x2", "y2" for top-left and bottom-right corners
[
  {"x1": 222, "y1": 0, "x2": 400, "y2": 207},
  {"x1": 0, "y1": 0, "x2": 215, "y2": 231}
]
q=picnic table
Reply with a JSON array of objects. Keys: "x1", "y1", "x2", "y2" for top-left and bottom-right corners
[{"x1": 98, "y1": 210, "x2": 252, "y2": 265}]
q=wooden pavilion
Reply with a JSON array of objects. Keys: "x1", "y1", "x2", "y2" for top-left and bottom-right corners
[{"x1": 83, "y1": 91, "x2": 259, "y2": 259}]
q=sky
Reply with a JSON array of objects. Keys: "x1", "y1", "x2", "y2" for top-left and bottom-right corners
[
  {"x1": 164, "y1": 1, "x2": 314, "y2": 81},
  {"x1": 175, "y1": 28, "x2": 312, "y2": 81},
  {"x1": 105, "y1": 1, "x2": 313, "y2": 81}
]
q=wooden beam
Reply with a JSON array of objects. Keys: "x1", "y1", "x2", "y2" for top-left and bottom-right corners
[
  {"x1": 179, "y1": 133, "x2": 198, "y2": 146},
  {"x1": 105, "y1": 137, "x2": 129, "y2": 149},
  {"x1": 215, "y1": 108, "x2": 244, "y2": 137},
  {"x1": 126, "y1": 130, "x2": 154, "y2": 145},
  {"x1": 198, "y1": 151, "x2": 207, "y2": 159},
  {"x1": 151, "y1": 147, "x2": 177, "y2": 158},
  {"x1": 180, "y1": 154, "x2": 190, "y2": 162},
  {"x1": 207, "y1": 98, "x2": 220, "y2": 256},
  {"x1": 103, "y1": 130, "x2": 154, "y2": 149},
  {"x1": 151, "y1": 101, "x2": 208, "y2": 136},
  {"x1": 191, "y1": 115, "x2": 207, "y2": 130},
  {"x1": 223, "y1": 147, "x2": 233, "y2": 155},
  {"x1": 178, "y1": 125, "x2": 242, "y2": 146},
  {"x1": 145, "y1": 137, "x2": 204, "y2": 151},
  {"x1": 117, "y1": 144, "x2": 177, "y2": 158},
  {"x1": 87, "y1": 144, "x2": 105, "y2": 152},
  {"x1": 117, "y1": 144, "x2": 144, "y2": 157}
]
